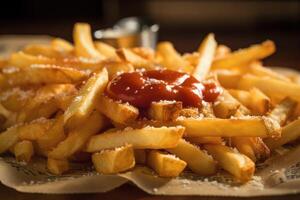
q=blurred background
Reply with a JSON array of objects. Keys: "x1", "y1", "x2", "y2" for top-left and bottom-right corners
[{"x1": 0, "y1": 0, "x2": 299, "y2": 68}]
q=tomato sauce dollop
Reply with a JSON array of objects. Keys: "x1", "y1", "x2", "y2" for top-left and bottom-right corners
[{"x1": 105, "y1": 69, "x2": 221, "y2": 108}]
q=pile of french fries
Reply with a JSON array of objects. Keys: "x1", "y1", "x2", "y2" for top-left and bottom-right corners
[{"x1": 0, "y1": 23, "x2": 300, "y2": 183}]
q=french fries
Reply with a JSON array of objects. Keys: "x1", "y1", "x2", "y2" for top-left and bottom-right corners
[
  {"x1": 212, "y1": 40, "x2": 275, "y2": 69},
  {"x1": 64, "y1": 68, "x2": 108, "y2": 130},
  {"x1": 148, "y1": 101, "x2": 182, "y2": 121},
  {"x1": 238, "y1": 74, "x2": 300, "y2": 102},
  {"x1": 176, "y1": 117, "x2": 281, "y2": 138},
  {"x1": 13, "y1": 140, "x2": 34, "y2": 163},
  {"x1": 204, "y1": 144, "x2": 255, "y2": 182},
  {"x1": 49, "y1": 111, "x2": 107, "y2": 159},
  {"x1": 92, "y1": 144, "x2": 135, "y2": 174},
  {"x1": 265, "y1": 118, "x2": 300, "y2": 150},
  {"x1": 86, "y1": 126, "x2": 185, "y2": 152},
  {"x1": 0, "y1": 22, "x2": 299, "y2": 184},
  {"x1": 73, "y1": 23, "x2": 104, "y2": 59},
  {"x1": 193, "y1": 33, "x2": 217, "y2": 80},
  {"x1": 1, "y1": 64, "x2": 87, "y2": 88},
  {"x1": 147, "y1": 150, "x2": 186, "y2": 177},
  {"x1": 156, "y1": 42, "x2": 193, "y2": 73},
  {"x1": 47, "y1": 158, "x2": 69, "y2": 175},
  {"x1": 166, "y1": 139, "x2": 216, "y2": 175},
  {"x1": 96, "y1": 95, "x2": 139, "y2": 124}
]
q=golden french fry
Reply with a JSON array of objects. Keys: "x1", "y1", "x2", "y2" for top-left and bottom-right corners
[
  {"x1": 156, "y1": 42, "x2": 193, "y2": 73},
  {"x1": 47, "y1": 158, "x2": 69, "y2": 175},
  {"x1": 186, "y1": 137, "x2": 223, "y2": 145},
  {"x1": 36, "y1": 115, "x2": 66, "y2": 153},
  {"x1": 116, "y1": 48, "x2": 154, "y2": 70},
  {"x1": 134, "y1": 149, "x2": 146, "y2": 164},
  {"x1": 103, "y1": 61, "x2": 134, "y2": 79},
  {"x1": 1, "y1": 64, "x2": 87, "y2": 88},
  {"x1": 51, "y1": 38, "x2": 74, "y2": 52},
  {"x1": 0, "y1": 88, "x2": 35, "y2": 112},
  {"x1": 23, "y1": 44, "x2": 69, "y2": 58},
  {"x1": 193, "y1": 33, "x2": 217, "y2": 80},
  {"x1": 0, "y1": 126, "x2": 19, "y2": 154},
  {"x1": 18, "y1": 119, "x2": 53, "y2": 140},
  {"x1": 49, "y1": 111, "x2": 107, "y2": 159},
  {"x1": 230, "y1": 137, "x2": 270, "y2": 162},
  {"x1": 265, "y1": 118, "x2": 300, "y2": 150},
  {"x1": 92, "y1": 144, "x2": 135, "y2": 174},
  {"x1": 64, "y1": 68, "x2": 108, "y2": 130},
  {"x1": 212, "y1": 40, "x2": 275, "y2": 69},
  {"x1": 94, "y1": 41, "x2": 117, "y2": 58},
  {"x1": 248, "y1": 63, "x2": 290, "y2": 82},
  {"x1": 215, "y1": 69, "x2": 242, "y2": 89},
  {"x1": 268, "y1": 97, "x2": 297, "y2": 126},
  {"x1": 17, "y1": 84, "x2": 76, "y2": 123},
  {"x1": 14, "y1": 140, "x2": 34, "y2": 163},
  {"x1": 213, "y1": 90, "x2": 250, "y2": 118},
  {"x1": 166, "y1": 139, "x2": 216, "y2": 175},
  {"x1": 238, "y1": 74, "x2": 300, "y2": 102},
  {"x1": 96, "y1": 95, "x2": 139, "y2": 125},
  {"x1": 214, "y1": 45, "x2": 231, "y2": 60},
  {"x1": 132, "y1": 47, "x2": 155, "y2": 60},
  {"x1": 86, "y1": 126, "x2": 185, "y2": 152},
  {"x1": 176, "y1": 116, "x2": 281, "y2": 138},
  {"x1": 148, "y1": 101, "x2": 182, "y2": 122},
  {"x1": 8, "y1": 51, "x2": 56, "y2": 68},
  {"x1": 147, "y1": 150, "x2": 186, "y2": 177},
  {"x1": 73, "y1": 23, "x2": 104, "y2": 59},
  {"x1": 204, "y1": 144, "x2": 255, "y2": 182}
]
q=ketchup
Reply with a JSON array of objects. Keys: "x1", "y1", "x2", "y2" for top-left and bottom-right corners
[{"x1": 105, "y1": 69, "x2": 221, "y2": 108}]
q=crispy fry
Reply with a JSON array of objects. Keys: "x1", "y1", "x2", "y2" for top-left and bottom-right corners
[
  {"x1": 148, "y1": 101, "x2": 182, "y2": 122},
  {"x1": 204, "y1": 144, "x2": 255, "y2": 182},
  {"x1": 51, "y1": 38, "x2": 74, "y2": 52},
  {"x1": 47, "y1": 158, "x2": 69, "y2": 175},
  {"x1": 94, "y1": 41, "x2": 117, "y2": 59},
  {"x1": 96, "y1": 95, "x2": 139, "y2": 125},
  {"x1": 176, "y1": 116, "x2": 281, "y2": 138},
  {"x1": 18, "y1": 119, "x2": 53, "y2": 140},
  {"x1": 17, "y1": 84, "x2": 76, "y2": 123},
  {"x1": 212, "y1": 40, "x2": 275, "y2": 69},
  {"x1": 193, "y1": 33, "x2": 217, "y2": 80},
  {"x1": 14, "y1": 140, "x2": 34, "y2": 163},
  {"x1": 215, "y1": 70, "x2": 242, "y2": 89},
  {"x1": 238, "y1": 74, "x2": 300, "y2": 102},
  {"x1": 103, "y1": 61, "x2": 134, "y2": 79},
  {"x1": 49, "y1": 111, "x2": 107, "y2": 159},
  {"x1": 73, "y1": 23, "x2": 104, "y2": 59},
  {"x1": 267, "y1": 97, "x2": 297, "y2": 126},
  {"x1": 86, "y1": 126, "x2": 185, "y2": 152},
  {"x1": 248, "y1": 63, "x2": 290, "y2": 82},
  {"x1": 147, "y1": 150, "x2": 186, "y2": 177},
  {"x1": 265, "y1": 118, "x2": 300, "y2": 150},
  {"x1": 116, "y1": 48, "x2": 154, "y2": 70},
  {"x1": 0, "y1": 88, "x2": 35, "y2": 112},
  {"x1": 23, "y1": 44, "x2": 69, "y2": 58},
  {"x1": 166, "y1": 139, "x2": 216, "y2": 175},
  {"x1": 230, "y1": 137, "x2": 270, "y2": 162},
  {"x1": 214, "y1": 45, "x2": 231, "y2": 59},
  {"x1": 156, "y1": 42, "x2": 193, "y2": 73},
  {"x1": 186, "y1": 137, "x2": 223, "y2": 145},
  {"x1": 64, "y1": 68, "x2": 108, "y2": 130},
  {"x1": 36, "y1": 115, "x2": 65, "y2": 153},
  {"x1": 1, "y1": 64, "x2": 87, "y2": 88},
  {"x1": 92, "y1": 144, "x2": 135, "y2": 174}
]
